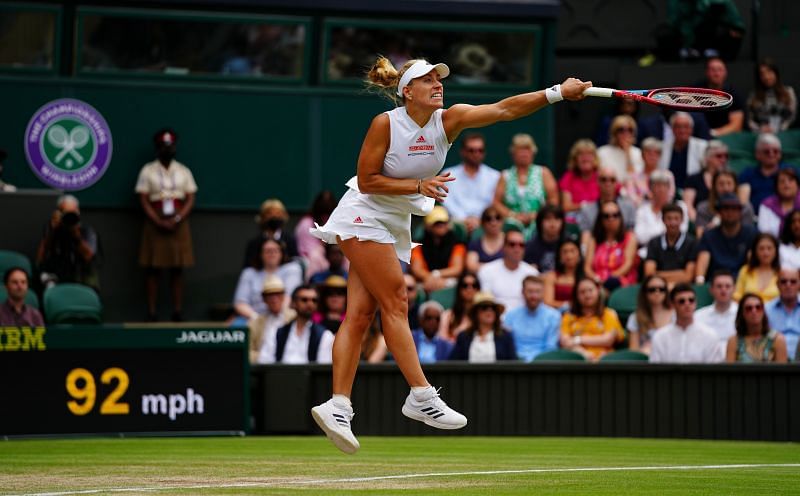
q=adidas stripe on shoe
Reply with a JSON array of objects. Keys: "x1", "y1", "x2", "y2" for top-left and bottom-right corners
[
  {"x1": 311, "y1": 399, "x2": 360, "y2": 454},
  {"x1": 401, "y1": 386, "x2": 467, "y2": 430}
]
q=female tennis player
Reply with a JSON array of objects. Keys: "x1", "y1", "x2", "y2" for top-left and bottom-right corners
[{"x1": 310, "y1": 56, "x2": 591, "y2": 454}]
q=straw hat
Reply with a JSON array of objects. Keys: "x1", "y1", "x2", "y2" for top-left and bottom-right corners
[
  {"x1": 469, "y1": 291, "x2": 505, "y2": 318},
  {"x1": 321, "y1": 275, "x2": 348, "y2": 289},
  {"x1": 261, "y1": 275, "x2": 285, "y2": 295}
]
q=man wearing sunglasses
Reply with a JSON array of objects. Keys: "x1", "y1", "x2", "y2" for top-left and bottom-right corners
[
  {"x1": 765, "y1": 268, "x2": 800, "y2": 361},
  {"x1": 650, "y1": 283, "x2": 722, "y2": 363},
  {"x1": 262, "y1": 284, "x2": 334, "y2": 364},
  {"x1": 440, "y1": 133, "x2": 500, "y2": 234},
  {"x1": 477, "y1": 228, "x2": 538, "y2": 313}
]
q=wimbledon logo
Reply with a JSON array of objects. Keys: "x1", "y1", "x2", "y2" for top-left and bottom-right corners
[{"x1": 24, "y1": 98, "x2": 113, "y2": 191}]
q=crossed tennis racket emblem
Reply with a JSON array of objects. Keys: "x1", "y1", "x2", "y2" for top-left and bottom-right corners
[{"x1": 46, "y1": 124, "x2": 90, "y2": 168}]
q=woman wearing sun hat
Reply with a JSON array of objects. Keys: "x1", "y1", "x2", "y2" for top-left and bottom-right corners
[
  {"x1": 448, "y1": 292, "x2": 517, "y2": 362},
  {"x1": 309, "y1": 55, "x2": 591, "y2": 454}
]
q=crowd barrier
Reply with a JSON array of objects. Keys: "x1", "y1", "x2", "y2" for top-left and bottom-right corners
[{"x1": 252, "y1": 362, "x2": 800, "y2": 442}]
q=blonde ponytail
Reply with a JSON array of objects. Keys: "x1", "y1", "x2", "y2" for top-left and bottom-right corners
[{"x1": 365, "y1": 56, "x2": 424, "y2": 105}]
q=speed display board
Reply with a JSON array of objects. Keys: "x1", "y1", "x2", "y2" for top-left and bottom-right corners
[{"x1": 0, "y1": 325, "x2": 248, "y2": 436}]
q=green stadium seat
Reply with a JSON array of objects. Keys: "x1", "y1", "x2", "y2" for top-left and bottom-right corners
[
  {"x1": 728, "y1": 157, "x2": 753, "y2": 175},
  {"x1": 565, "y1": 222, "x2": 581, "y2": 241},
  {"x1": 600, "y1": 349, "x2": 649, "y2": 362},
  {"x1": 718, "y1": 132, "x2": 757, "y2": 161},
  {"x1": 428, "y1": 285, "x2": 456, "y2": 309},
  {"x1": 607, "y1": 284, "x2": 640, "y2": 326},
  {"x1": 693, "y1": 283, "x2": 713, "y2": 309},
  {"x1": 44, "y1": 283, "x2": 102, "y2": 324},
  {"x1": 533, "y1": 349, "x2": 586, "y2": 361},
  {"x1": 0, "y1": 250, "x2": 33, "y2": 278},
  {"x1": 0, "y1": 287, "x2": 40, "y2": 309}
]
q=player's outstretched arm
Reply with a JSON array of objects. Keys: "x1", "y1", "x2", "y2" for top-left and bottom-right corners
[{"x1": 443, "y1": 78, "x2": 592, "y2": 141}]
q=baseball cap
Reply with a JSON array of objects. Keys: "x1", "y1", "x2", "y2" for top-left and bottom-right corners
[
  {"x1": 397, "y1": 60, "x2": 450, "y2": 97},
  {"x1": 716, "y1": 192, "x2": 742, "y2": 209},
  {"x1": 424, "y1": 205, "x2": 450, "y2": 227}
]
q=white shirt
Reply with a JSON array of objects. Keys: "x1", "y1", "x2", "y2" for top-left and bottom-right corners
[
  {"x1": 779, "y1": 243, "x2": 800, "y2": 270},
  {"x1": 597, "y1": 144, "x2": 644, "y2": 181},
  {"x1": 135, "y1": 160, "x2": 198, "y2": 201},
  {"x1": 694, "y1": 302, "x2": 738, "y2": 344},
  {"x1": 478, "y1": 259, "x2": 539, "y2": 313},
  {"x1": 649, "y1": 320, "x2": 723, "y2": 363},
  {"x1": 634, "y1": 200, "x2": 690, "y2": 253},
  {"x1": 758, "y1": 207, "x2": 783, "y2": 238},
  {"x1": 441, "y1": 163, "x2": 500, "y2": 220},
  {"x1": 260, "y1": 320, "x2": 334, "y2": 364},
  {"x1": 468, "y1": 332, "x2": 496, "y2": 363},
  {"x1": 255, "y1": 311, "x2": 293, "y2": 364}
]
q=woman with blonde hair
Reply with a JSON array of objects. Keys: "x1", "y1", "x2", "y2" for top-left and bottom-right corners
[
  {"x1": 597, "y1": 115, "x2": 644, "y2": 183},
  {"x1": 308, "y1": 55, "x2": 590, "y2": 453},
  {"x1": 492, "y1": 133, "x2": 559, "y2": 235},
  {"x1": 559, "y1": 139, "x2": 600, "y2": 213}
]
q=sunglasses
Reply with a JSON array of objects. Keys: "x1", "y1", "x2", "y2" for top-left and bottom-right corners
[
  {"x1": 296, "y1": 296, "x2": 318, "y2": 303},
  {"x1": 406, "y1": 286, "x2": 417, "y2": 291},
  {"x1": 615, "y1": 127, "x2": 634, "y2": 133},
  {"x1": 779, "y1": 279, "x2": 799, "y2": 285},
  {"x1": 675, "y1": 297, "x2": 696, "y2": 305},
  {"x1": 483, "y1": 215, "x2": 503, "y2": 222},
  {"x1": 476, "y1": 305, "x2": 496, "y2": 312},
  {"x1": 465, "y1": 147, "x2": 485, "y2": 153},
  {"x1": 602, "y1": 212, "x2": 621, "y2": 219},
  {"x1": 506, "y1": 241, "x2": 526, "y2": 248},
  {"x1": 599, "y1": 176, "x2": 617, "y2": 183},
  {"x1": 647, "y1": 286, "x2": 667, "y2": 294},
  {"x1": 712, "y1": 152, "x2": 729, "y2": 159},
  {"x1": 760, "y1": 148, "x2": 781, "y2": 155},
  {"x1": 744, "y1": 304, "x2": 763, "y2": 313},
  {"x1": 423, "y1": 315, "x2": 441, "y2": 321},
  {"x1": 460, "y1": 282, "x2": 479, "y2": 289}
]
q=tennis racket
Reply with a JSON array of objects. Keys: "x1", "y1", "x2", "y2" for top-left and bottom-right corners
[{"x1": 583, "y1": 86, "x2": 732, "y2": 111}]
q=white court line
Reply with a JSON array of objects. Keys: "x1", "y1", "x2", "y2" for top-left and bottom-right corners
[{"x1": 7, "y1": 463, "x2": 800, "y2": 496}]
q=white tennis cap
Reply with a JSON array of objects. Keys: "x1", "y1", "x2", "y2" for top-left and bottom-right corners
[{"x1": 396, "y1": 60, "x2": 450, "y2": 97}]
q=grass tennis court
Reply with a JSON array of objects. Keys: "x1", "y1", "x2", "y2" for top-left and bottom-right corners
[{"x1": 1, "y1": 436, "x2": 798, "y2": 495}]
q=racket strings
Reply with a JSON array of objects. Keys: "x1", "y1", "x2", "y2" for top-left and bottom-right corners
[{"x1": 651, "y1": 90, "x2": 731, "y2": 109}]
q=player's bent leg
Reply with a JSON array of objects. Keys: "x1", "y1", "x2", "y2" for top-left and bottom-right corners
[{"x1": 337, "y1": 238, "x2": 467, "y2": 430}]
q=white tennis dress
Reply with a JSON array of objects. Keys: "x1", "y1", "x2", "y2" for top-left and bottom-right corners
[{"x1": 310, "y1": 106, "x2": 451, "y2": 262}]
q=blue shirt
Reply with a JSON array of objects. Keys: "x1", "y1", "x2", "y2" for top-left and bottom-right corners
[
  {"x1": 411, "y1": 330, "x2": 454, "y2": 363},
  {"x1": 765, "y1": 298, "x2": 800, "y2": 361},
  {"x1": 440, "y1": 163, "x2": 500, "y2": 220},
  {"x1": 697, "y1": 224, "x2": 757, "y2": 278},
  {"x1": 738, "y1": 163, "x2": 799, "y2": 214},
  {"x1": 502, "y1": 303, "x2": 561, "y2": 362}
]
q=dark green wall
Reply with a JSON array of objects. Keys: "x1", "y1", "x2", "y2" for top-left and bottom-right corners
[{"x1": 2, "y1": 77, "x2": 556, "y2": 211}]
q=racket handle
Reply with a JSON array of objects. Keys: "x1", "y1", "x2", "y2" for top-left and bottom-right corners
[{"x1": 583, "y1": 87, "x2": 614, "y2": 98}]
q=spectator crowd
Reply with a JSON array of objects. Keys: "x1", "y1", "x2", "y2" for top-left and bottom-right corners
[{"x1": 2, "y1": 57, "x2": 799, "y2": 367}]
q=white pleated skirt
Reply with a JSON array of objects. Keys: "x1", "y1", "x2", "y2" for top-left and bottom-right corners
[{"x1": 309, "y1": 177, "x2": 434, "y2": 263}]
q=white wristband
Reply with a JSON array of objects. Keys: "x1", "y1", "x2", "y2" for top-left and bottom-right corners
[{"x1": 545, "y1": 84, "x2": 563, "y2": 104}]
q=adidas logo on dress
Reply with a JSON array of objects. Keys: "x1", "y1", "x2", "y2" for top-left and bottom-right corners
[
  {"x1": 416, "y1": 135, "x2": 426, "y2": 143},
  {"x1": 353, "y1": 216, "x2": 363, "y2": 224}
]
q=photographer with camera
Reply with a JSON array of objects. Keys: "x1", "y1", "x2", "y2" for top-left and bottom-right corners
[{"x1": 36, "y1": 194, "x2": 99, "y2": 291}]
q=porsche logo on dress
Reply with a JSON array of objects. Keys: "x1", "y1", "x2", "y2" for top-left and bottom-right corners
[{"x1": 409, "y1": 135, "x2": 434, "y2": 155}]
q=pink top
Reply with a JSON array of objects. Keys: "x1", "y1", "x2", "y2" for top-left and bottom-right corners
[
  {"x1": 591, "y1": 231, "x2": 638, "y2": 286},
  {"x1": 295, "y1": 215, "x2": 328, "y2": 276},
  {"x1": 559, "y1": 170, "x2": 600, "y2": 206}
]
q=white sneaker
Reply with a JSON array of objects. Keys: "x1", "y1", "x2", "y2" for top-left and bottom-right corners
[
  {"x1": 401, "y1": 386, "x2": 468, "y2": 430},
  {"x1": 311, "y1": 399, "x2": 360, "y2": 454}
]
